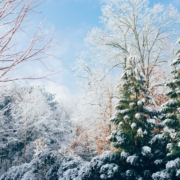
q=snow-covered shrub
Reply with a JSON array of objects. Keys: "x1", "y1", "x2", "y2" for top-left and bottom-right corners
[{"x1": 0, "y1": 151, "x2": 122, "y2": 180}]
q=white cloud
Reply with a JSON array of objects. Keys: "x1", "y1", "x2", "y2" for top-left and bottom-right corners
[{"x1": 45, "y1": 81, "x2": 71, "y2": 102}]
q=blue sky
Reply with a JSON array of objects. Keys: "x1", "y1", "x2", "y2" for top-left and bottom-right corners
[{"x1": 32, "y1": 0, "x2": 180, "y2": 100}]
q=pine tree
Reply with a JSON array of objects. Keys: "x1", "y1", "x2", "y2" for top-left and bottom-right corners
[
  {"x1": 109, "y1": 56, "x2": 162, "y2": 179},
  {"x1": 161, "y1": 42, "x2": 180, "y2": 159},
  {"x1": 153, "y1": 42, "x2": 180, "y2": 179}
]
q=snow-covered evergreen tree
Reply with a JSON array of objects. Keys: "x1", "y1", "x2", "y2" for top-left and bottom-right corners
[
  {"x1": 153, "y1": 42, "x2": 180, "y2": 179},
  {"x1": 109, "y1": 56, "x2": 162, "y2": 179},
  {"x1": 161, "y1": 42, "x2": 180, "y2": 159}
]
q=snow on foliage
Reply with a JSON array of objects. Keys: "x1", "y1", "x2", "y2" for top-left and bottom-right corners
[
  {"x1": 99, "y1": 163, "x2": 119, "y2": 179},
  {"x1": 131, "y1": 122, "x2": 137, "y2": 129},
  {"x1": 137, "y1": 128, "x2": 144, "y2": 137},
  {"x1": 129, "y1": 102, "x2": 136, "y2": 109},
  {"x1": 0, "y1": 83, "x2": 73, "y2": 175},
  {"x1": 137, "y1": 100, "x2": 144, "y2": 106},
  {"x1": 154, "y1": 159, "x2": 163, "y2": 165},
  {"x1": 152, "y1": 170, "x2": 171, "y2": 180},
  {"x1": 123, "y1": 115, "x2": 131, "y2": 121},
  {"x1": 126, "y1": 155, "x2": 139, "y2": 166},
  {"x1": 176, "y1": 169, "x2": 180, "y2": 178},
  {"x1": 166, "y1": 158, "x2": 180, "y2": 173},
  {"x1": 121, "y1": 151, "x2": 130, "y2": 159},
  {"x1": 150, "y1": 134, "x2": 165, "y2": 144},
  {"x1": 135, "y1": 113, "x2": 142, "y2": 120},
  {"x1": 152, "y1": 158, "x2": 180, "y2": 179},
  {"x1": 124, "y1": 169, "x2": 138, "y2": 179},
  {"x1": 141, "y1": 146, "x2": 151, "y2": 156},
  {"x1": 146, "y1": 118, "x2": 156, "y2": 124},
  {"x1": 0, "y1": 151, "x2": 122, "y2": 180},
  {"x1": 112, "y1": 131, "x2": 127, "y2": 146}
]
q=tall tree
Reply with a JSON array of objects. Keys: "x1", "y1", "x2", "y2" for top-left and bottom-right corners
[
  {"x1": 161, "y1": 41, "x2": 180, "y2": 159},
  {"x1": 153, "y1": 41, "x2": 180, "y2": 179},
  {"x1": 109, "y1": 56, "x2": 164, "y2": 179},
  {"x1": 77, "y1": 0, "x2": 180, "y2": 88}
]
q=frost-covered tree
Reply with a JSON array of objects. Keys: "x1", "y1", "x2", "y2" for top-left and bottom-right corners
[
  {"x1": 76, "y1": 0, "x2": 180, "y2": 90},
  {"x1": 109, "y1": 56, "x2": 164, "y2": 179},
  {"x1": 71, "y1": 75, "x2": 118, "y2": 156},
  {"x1": 0, "y1": 83, "x2": 73, "y2": 175}
]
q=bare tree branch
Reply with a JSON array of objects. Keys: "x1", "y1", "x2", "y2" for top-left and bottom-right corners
[{"x1": 0, "y1": 0, "x2": 59, "y2": 82}]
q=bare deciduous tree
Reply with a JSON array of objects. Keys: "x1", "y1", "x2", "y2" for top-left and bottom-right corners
[{"x1": 0, "y1": 0, "x2": 58, "y2": 82}]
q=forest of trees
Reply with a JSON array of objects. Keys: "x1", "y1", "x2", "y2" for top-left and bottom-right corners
[{"x1": 1, "y1": 0, "x2": 180, "y2": 179}]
